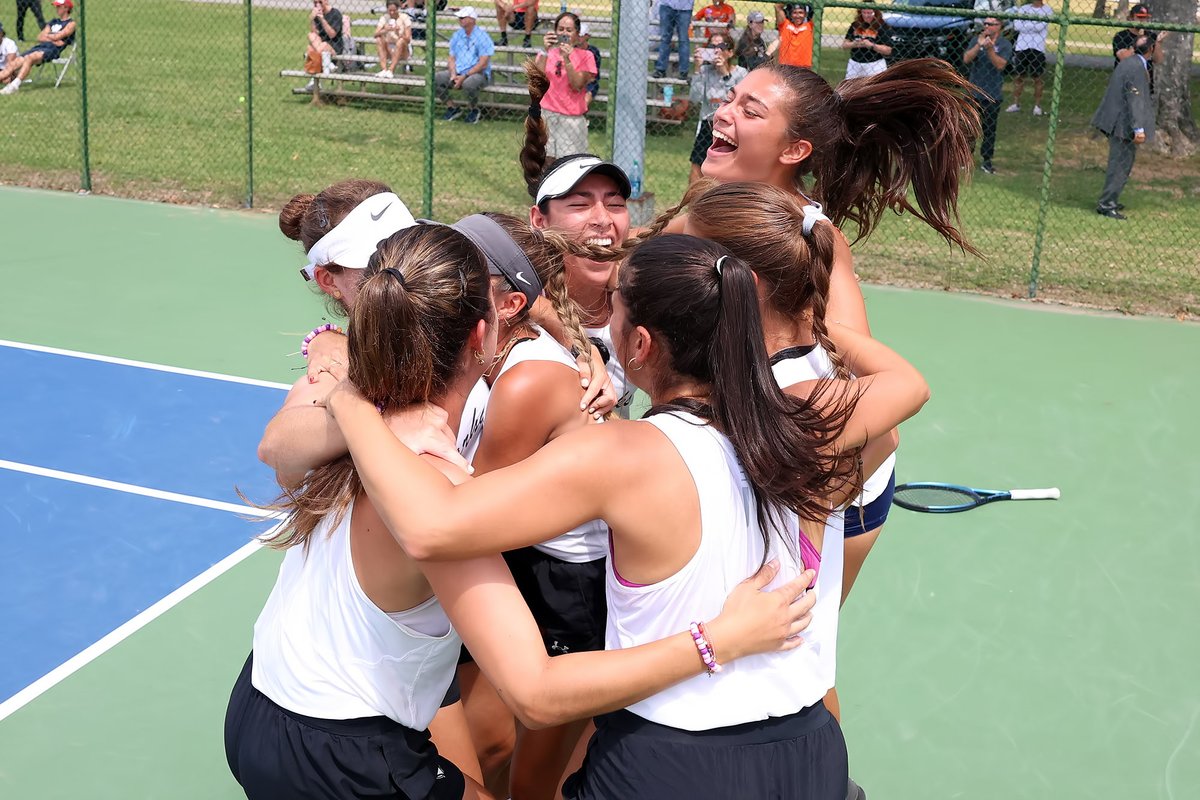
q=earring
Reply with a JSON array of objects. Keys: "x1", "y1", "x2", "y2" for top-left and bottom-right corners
[
  {"x1": 332, "y1": 290, "x2": 342, "y2": 300},
  {"x1": 626, "y1": 357, "x2": 643, "y2": 372},
  {"x1": 473, "y1": 350, "x2": 486, "y2": 365}
]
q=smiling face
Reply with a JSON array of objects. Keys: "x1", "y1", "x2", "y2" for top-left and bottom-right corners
[
  {"x1": 555, "y1": 15, "x2": 579, "y2": 45},
  {"x1": 789, "y1": 6, "x2": 806, "y2": 24},
  {"x1": 531, "y1": 173, "x2": 630, "y2": 296},
  {"x1": 702, "y1": 69, "x2": 811, "y2": 189}
]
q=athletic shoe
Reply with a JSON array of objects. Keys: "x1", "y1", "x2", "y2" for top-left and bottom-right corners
[
  {"x1": 442, "y1": 107, "x2": 462, "y2": 121},
  {"x1": 1005, "y1": 103, "x2": 1020, "y2": 113},
  {"x1": 1096, "y1": 207, "x2": 1126, "y2": 220},
  {"x1": 522, "y1": 35, "x2": 532, "y2": 48},
  {"x1": 465, "y1": 108, "x2": 481, "y2": 124},
  {"x1": 980, "y1": 161, "x2": 997, "y2": 175},
  {"x1": 1033, "y1": 105, "x2": 1044, "y2": 116},
  {"x1": 499, "y1": 32, "x2": 509, "y2": 46},
  {"x1": 653, "y1": 69, "x2": 666, "y2": 79},
  {"x1": 302, "y1": 78, "x2": 316, "y2": 92},
  {"x1": 378, "y1": 69, "x2": 393, "y2": 78},
  {"x1": 0, "y1": 80, "x2": 19, "y2": 95}
]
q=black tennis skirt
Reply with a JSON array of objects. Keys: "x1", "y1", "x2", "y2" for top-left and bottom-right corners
[{"x1": 563, "y1": 702, "x2": 848, "y2": 800}]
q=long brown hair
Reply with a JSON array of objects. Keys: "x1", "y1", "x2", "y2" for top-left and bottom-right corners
[
  {"x1": 521, "y1": 60, "x2": 551, "y2": 198},
  {"x1": 760, "y1": 59, "x2": 981, "y2": 253},
  {"x1": 623, "y1": 235, "x2": 859, "y2": 551},
  {"x1": 851, "y1": 7, "x2": 883, "y2": 31},
  {"x1": 260, "y1": 225, "x2": 493, "y2": 551}
]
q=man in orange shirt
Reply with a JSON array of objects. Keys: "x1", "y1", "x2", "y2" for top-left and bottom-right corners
[
  {"x1": 774, "y1": 3, "x2": 813, "y2": 69},
  {"x1": 694, "y1": 0, "x2": 735, "y2": 40}
]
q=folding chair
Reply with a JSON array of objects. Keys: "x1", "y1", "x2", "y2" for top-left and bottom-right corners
[{"x1": 30, "y1": 41, "x2": 75, "y2": 88}]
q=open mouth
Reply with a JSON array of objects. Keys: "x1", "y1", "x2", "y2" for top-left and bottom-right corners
[
  {"x1": 709, "y1": 129, "x2": 738, "y2": 155},
  {"x1": 584, "y1": 237, "x2": 614, "y2": 247}
]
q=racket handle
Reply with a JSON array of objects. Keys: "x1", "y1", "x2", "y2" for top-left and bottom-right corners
[{"x1": 1009, "y1": 488, "x2": 1060, "y2": 501}]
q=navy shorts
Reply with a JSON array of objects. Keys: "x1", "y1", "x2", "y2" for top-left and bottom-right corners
[
  {"x1": 225, "y1": 654, "x2": 466, "y2": 800},
  {"x1": 503, "y1": 546, "x2": 607, "y2": 656},
  {"x1": 23, "y1": 43, "x2": 63, "y2": 62},
  {"x1": 563, "y1": 703, "x2": 848, "y2": 799},
  {"x1": 513, "y1": 10, "x2": 537, "y2": 30},
  {"x1": 844, "y1": 469, "x2": 896, "y2": 538}
]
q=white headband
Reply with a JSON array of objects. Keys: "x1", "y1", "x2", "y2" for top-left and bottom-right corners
[
  {"x1": 302, "y1": 192, "x2": 416, "y2": 279},
  {"x1": 801, "y1": 202, "x2": 829, "y2": 236}
]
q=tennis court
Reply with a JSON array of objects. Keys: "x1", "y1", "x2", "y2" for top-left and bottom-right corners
[{"x1": 1, "y1": 185, "x2": 1196, "y2": 799}]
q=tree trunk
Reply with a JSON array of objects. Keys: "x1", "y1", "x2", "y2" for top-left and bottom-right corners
[
  {"x1": 1092, "y1": 0, "x2": 1109, "y2": 19},
  {"x1": 1115, "y1": 0, "x2": 1132, "y2": 20},
  {"x1": 1153, "y1": 0, "x2": 1199, "y2": 157}
]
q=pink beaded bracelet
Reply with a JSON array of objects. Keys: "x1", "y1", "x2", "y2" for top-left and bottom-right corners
[
  {"x1": 301, "y1": 323, "x2": 344, "y2": 359},
  {"x1": 689, "y1": 622, "x2": 722, "y2": 675}
]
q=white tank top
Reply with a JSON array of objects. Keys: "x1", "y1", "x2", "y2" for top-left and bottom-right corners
[
  {"x1": 252, "y1": 499, "x2": 461, "y2": 729},
  {"x1": 492, "y1": 327, "x2": 608, "y2": 563},
  {"x1": 607, "y1": 412, "x2": 833, "y2": 730},
  {"x1": 457, "y1": 378, "x2": 490, "y2": 461},
  {"x1": 770, "y1": 344, "x2": 897, "y2": 506},
  {"x1": 583, "y1": 322, "x2": 636, "y2": 419}
]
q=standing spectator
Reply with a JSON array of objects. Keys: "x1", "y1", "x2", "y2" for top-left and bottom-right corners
[
  {"x1": 1005, "y1": 0, "x2": 1053, "y2": 116},
  {"x1": 306, "y1": 0, "x2": 345, "y2": 77},
  {"x1": 1093, "y1": 34, "x2": 1156, "y2": 219},
  {"x1": 734, "y1": 10, "x2": 778, "y2": 71},
  {"x1": 775, "y1": 3, "x2": 814, "y2": 69},
  {"x1": 495, "y1": 0, "x2": 538, "y2": 48},
  {"x1": 0, "y1": 0, "x2": 72, "y2": 95},
  {"x1": 374, "y1": 1, "x2": 412, "y2": 78},
  {"x1": 14, "y1": 0, "x2": 43, "y2": 42},
  {"x1": 0, "y1": 21, "x2": 18, "y2": 81},
  {"x1": 654, "y1": 0, "x2": 695, "y2": 80},
  {"x1": 694, "y1": 0, "x2": 735, "y2": 40},
  {"x1": 962, "y1": 16, "x2": 1011, "y2": 174},
  {"x1": 1113, "y1": 4, "x2": 1164, "y2": 94},
  {"x1": 435, "y1": 7, "x2": 494, "y2": 124},
  {"x1": 841, "y1": 7, "x2": 892, "y2": 80},
  {"x1": 688, "y1": 33, "x2": 747, "y2": 184},
  {"x1": 579, "y1": 22, "x2": 602, "y2": 104},
  {"x1": 536, "y1": 12, "x2": 597, "y2": 158}
]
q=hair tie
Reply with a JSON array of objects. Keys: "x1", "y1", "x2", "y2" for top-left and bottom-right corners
[
  {"x1": 384, "y1": 267, "x2": 407, "y2": 288},
  {"x1": 801, "y1": 202, "x2": 829, "y2": 236},
  {"x1": 714, "y1": 254, "x2": 729, "y2": 278},
  {"x1": 528, "y1": 103, "x2": 542, "y2": 120}
]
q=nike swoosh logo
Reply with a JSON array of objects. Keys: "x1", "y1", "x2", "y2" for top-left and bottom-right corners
[
  {"x1": 370, "y1": 202, "x2": 392, "y2": 222},
  {"x1": 514, "y1": 271, "x2": 531, "y2": 285}
]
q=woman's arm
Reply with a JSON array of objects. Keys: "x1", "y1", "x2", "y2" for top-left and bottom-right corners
[{"x1": 259, "y1": 373, "x2": 350, "y2": 487}]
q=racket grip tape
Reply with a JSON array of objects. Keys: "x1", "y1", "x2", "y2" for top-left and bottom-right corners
[{"x1": 1009, "y1": 488, "x2": 1061, "y2": 501}]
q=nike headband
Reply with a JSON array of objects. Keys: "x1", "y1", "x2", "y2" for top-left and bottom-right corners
[
  {"x1": 302, "y1": 192, "x2": 416, "y2": 280},
  {"x1": 450, "y1": 214, "x2": 543, "y2": 307}
]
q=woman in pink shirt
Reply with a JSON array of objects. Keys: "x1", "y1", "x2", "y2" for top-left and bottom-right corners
[{"x1": 535, "y1": 13, "x2": 597, "y2": 160}]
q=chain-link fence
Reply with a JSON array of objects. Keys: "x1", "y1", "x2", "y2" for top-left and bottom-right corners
[{"x1": 0, "y1": 1, "x2": 1195, "y2": 314}]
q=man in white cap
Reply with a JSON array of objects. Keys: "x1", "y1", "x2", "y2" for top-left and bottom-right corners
[
  {"x1": 579, "y1": 22, "x2": 601, "y2": 102},
  {"x1": 434, "y1": 7, "x2": 495, "y2": 124}
]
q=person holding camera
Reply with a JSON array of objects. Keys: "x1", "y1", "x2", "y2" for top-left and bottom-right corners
[
  {"x1": 688, "y1": 32, "x2": 747, "y2": 184},
  {"x1": 536, "y1": 12, "x2": 597, "y2": 159},
  {"x1": 841, "y1": 7, "x2": 892, "y2": 80},
  {"x1": 1093, "y1": 34, "x2": 1156, "y2": 219},
  {"x1": 305, "y1": 0, "x2": 345, "y2": 77},
  {"x1": 963, "y1": 17, "x2": 1012, "y2": 175}
]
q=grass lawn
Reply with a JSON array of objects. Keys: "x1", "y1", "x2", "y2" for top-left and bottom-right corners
[{"x1": 0, "y1": 0, "x2": 1196, "y2": 317}]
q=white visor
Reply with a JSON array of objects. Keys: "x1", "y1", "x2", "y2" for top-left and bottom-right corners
[
  {"x1": 302, "y1": 192, "x2": 416, "y2": 279},
  {"x1": 534, "y1": 156, "x2": 632, "y2": 207}
]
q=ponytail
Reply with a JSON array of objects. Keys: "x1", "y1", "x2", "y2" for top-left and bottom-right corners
[{"x1": 522, "y1": 60, "x2": 551, "y2": 199}]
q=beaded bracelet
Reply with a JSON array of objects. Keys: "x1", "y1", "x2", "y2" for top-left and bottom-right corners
[
  {"x1": 301, "y1": 323, "x2": 344, "y2": 359},
  {"x1": 689, "y1": 621, "x2": 722, "y2": 675}
]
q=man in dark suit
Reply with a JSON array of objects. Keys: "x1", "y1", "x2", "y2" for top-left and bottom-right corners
[{"x1": 1092, "y1": 34, "x2": 1156, "y2": 220}]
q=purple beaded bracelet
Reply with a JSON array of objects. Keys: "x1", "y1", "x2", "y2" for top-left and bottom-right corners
[
  {"x1": 301, "y1": 323, "x2": 344, "y2": 358},
  {"x1": 689, "y1": 622, "x2": 722, "y2": 675}
]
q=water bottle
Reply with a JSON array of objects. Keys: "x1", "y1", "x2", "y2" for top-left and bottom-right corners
[
  {"x1": 663, "y1": 84, "x2": 674, "y2": 106},
  {"x1": 629, "y1": 160, "x2": 643, "y2": 200}
]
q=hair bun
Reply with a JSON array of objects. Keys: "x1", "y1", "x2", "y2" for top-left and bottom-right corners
[{"x1": 279, "y1": 193, "x2": 317, "y2": 241}]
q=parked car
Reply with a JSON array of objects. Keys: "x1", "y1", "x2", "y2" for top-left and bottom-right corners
[{"x1": 884, "y1": 0, "x2": 976, "y2": 69}]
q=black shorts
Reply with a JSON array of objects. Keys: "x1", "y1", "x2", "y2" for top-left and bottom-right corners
[
  {"x1": 690, "y1": 117, "x2": 714, "y2": 166},
  {"x1": 503, "y1": 546, "x2": 607, "y2": 655},
  {"x1": 513, "y1": 10, "x2": 537, "y2": 29},
  {"x1": 23, "y1": 43, "x2": 63, "y2": 62},
  {"x1": 1010, "y1": 49, "x2": 1046, "y2": 77},
  {"x1": 563, "y1": 703, "x2": 848, "y2": 799},
  {"x1": 225, "y1": 654, "x2": 466, "y2": 800},
  {"x1": 441, "y1": 672, "x2": 461, "y2": 706},
  {"x1": 844, "y1": 468, "x2": 896, "y2": 538}
]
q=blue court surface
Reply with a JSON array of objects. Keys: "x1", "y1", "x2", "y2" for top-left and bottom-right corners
[{"x1": 0, "y1": 341, "x2": 286, "y2": 711}]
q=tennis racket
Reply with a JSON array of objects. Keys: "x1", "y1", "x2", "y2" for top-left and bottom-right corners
[{"x1": 892, "y1": 482, "x2": 1060, "y2": 513}]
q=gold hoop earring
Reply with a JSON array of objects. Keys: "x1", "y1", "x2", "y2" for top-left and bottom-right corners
[
  {"x1": 473, "y1": 350, "x2": 486, "y2": 365},
  {"x1": 626, "y1": 357, "x2": 643, "y2": 372}
]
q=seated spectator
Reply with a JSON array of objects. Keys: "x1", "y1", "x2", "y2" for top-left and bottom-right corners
[
  {"x1": 694, "y1": 0, "x2": 735, "y2": 39},
  {"x1": 306, "y1": 0, "x2": 345, "y2": 76},
  {"x1": 535, "y1": 12, "x2": 597, "y2": 158},
  {"x1": 0, "y1": 22, "x2": 18, "y2": 84},
  {"x1": 0, "y1": 0, "x2": 73, "y2": 96},
  {"x1": 374, "y1": 1, "x2": 412, "y2": 78},
  {"x1": 774, "y1": 2, "x2": 813, "y2": 69},
  {"x1": 495, "y1": 0, "x2": 538, "y2": 48},
  {"x1": 435, "y1": 7, "x2": 494, "y2": 125},
  {"x1": 842, "y1": 7, "x2": 892, "y2": 80},
  {"x1": 735, "y1": 10, "x2": 778, "y2": 70},
  {"x1": 579, "y1": 21, "x2": 601, "y2": 103},
  {"x1": 688, "y1": 32, "x2": 746, "y2": 184}
]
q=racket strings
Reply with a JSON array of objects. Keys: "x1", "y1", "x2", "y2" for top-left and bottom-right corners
[{"x1": 893, "y1": 486, "x2": 977, "y2": 508}]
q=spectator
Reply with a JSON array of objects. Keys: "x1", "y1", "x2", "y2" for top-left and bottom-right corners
[
  {"x1": 734, "y1": 10, "x2": 778, "y2": 71},
  {"x1": 495, "y1": 0, "x2": 538, "y2": 48},
  {"x1": 842, "y1": 7, "x2": 892, "y2": 80},
  {"x1": 1005, "y1": 0, "x2": 1053, "y2": 116},
  {"x1": 579, "y1": 22, "x2": 601, "y2": 103},
  {"x1": 374, "y1": 1, "x2": 412, "y2": 78},
  {"x1": 1113, "y1": 4, "x2": 1165, "y2": 94},
  {"x1": 306, "y1": 0, "x2": 345, "y2": 77},
  {"x1": 0, "y1": 0, "x2": 72, "y2": 96},
  {"x1": 1093, "y1": 34, "x2": 1156, "y2": 219},
  {"x1": 14, "y1": 0, "x2": 44, "y2": 42},
  {"x1": 962, "y1": 16, "x2": 1011, "y2": 174},
  {"x1": 536, "y1": 12, "x2": 597, "y2": 158},
  {"x1": 694, "y1": 0, "x2": 735, "y2": 40},
  {"x1": 435, "y1": 7, "x2": 494, "y2": 125},
  {"x1": 0, "y1": 21, "x2": 17, "y2": 81},
  {"x1": 654, "y1": 0, "x2": 695, "y2": 80},
  {"x1": 775, "y1": 3, "x2": 814, "y2": 69},
  {"x1": 688, "y1": 32, "x2": 747, "y2": 184}
]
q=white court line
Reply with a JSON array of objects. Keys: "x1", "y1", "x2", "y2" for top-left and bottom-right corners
[
  {"x1": 0, "y1": 459, "x2": 281, "y2": 518},
  {"x1": 0, "y1": 338, "x2": 292, "y2": 391},
  {"x1": 0, "y1": 535, "x2": 272, "y2": 723}
]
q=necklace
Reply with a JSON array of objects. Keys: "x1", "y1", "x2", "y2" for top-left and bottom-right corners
[{"x1": 485, "y1": 325, "x2": 537, "y2": 380}]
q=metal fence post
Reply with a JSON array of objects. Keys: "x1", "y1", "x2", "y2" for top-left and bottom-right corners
[
  {"x1": 244, "y1": 0, "x2": 254, "y2": 208},
  {"x1": 77, "y1": 0, "x2": 90, "y2": 192},
  {"x1": 811, "y1": 0, "x2": 825, "y2": 73},
  {"x1": 422, "y1": 11, "x2": 437, "y2": 218},
  {"x1": 605, "y1": 0, "x2": 621, "y2": 161},
  {"x1": 611, "y1": 0, "x2": 648, "y2": 193},
  {"x1": 1027, "y1": 1, "x2": 1070, "y2": 299}
]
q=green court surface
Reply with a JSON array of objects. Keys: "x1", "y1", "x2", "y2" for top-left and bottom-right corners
[{"x1": 1, "y1": 187, "x2": 1197, "y2": 798}]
